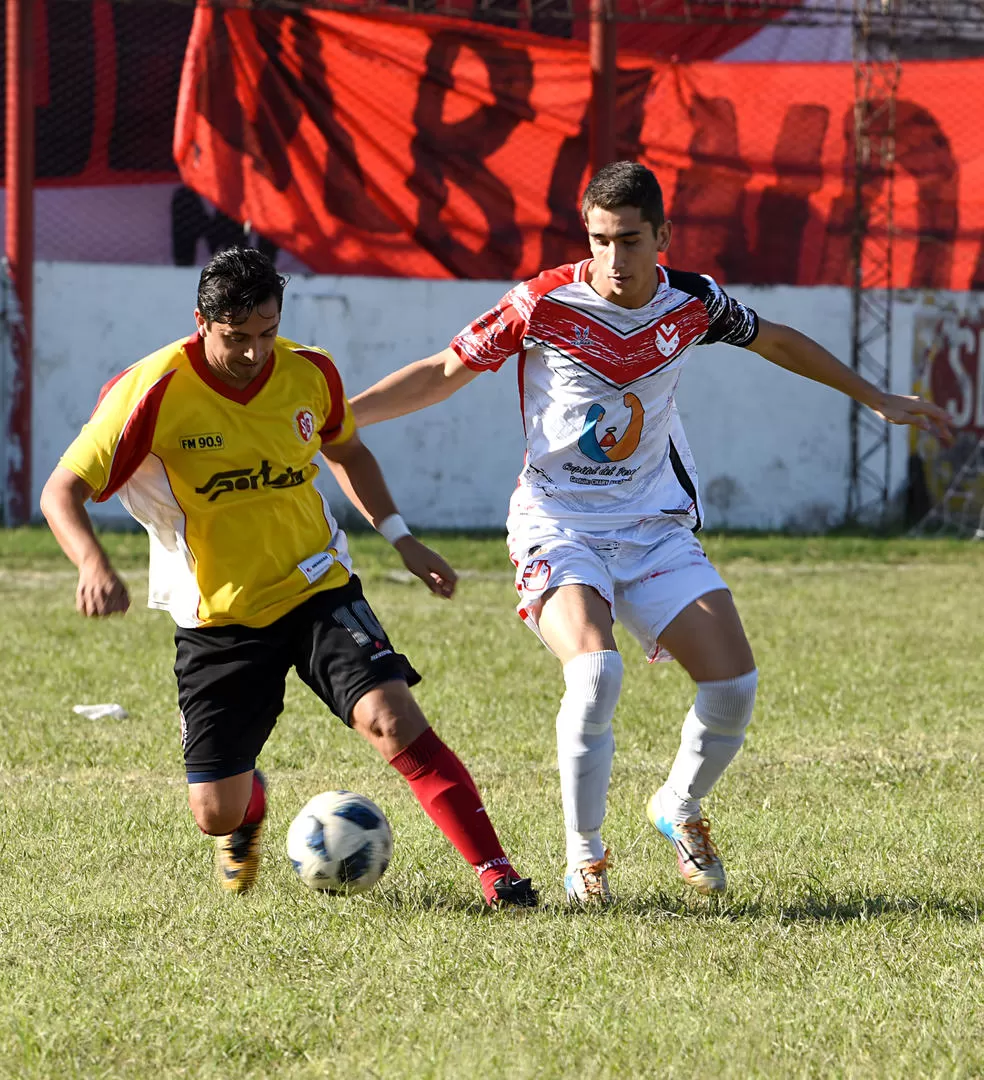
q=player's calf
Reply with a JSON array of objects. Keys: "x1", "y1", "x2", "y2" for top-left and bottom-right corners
[
  {"x1": 556, "y1": 650, "x2": 622, "y2": 901},
  {"x1": 211, "y1": 770, "x2": 267, "y2": 894},
  {"x1": 650, "y1": 669, "x2": 757, "y2": 894}
]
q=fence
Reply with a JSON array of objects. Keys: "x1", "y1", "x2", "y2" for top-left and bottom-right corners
[{"x1": 4, "y1": 0, "x2": 984, "y2": 522}]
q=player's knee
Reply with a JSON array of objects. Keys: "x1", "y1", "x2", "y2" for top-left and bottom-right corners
[
  {"x1": 351, "y1": 684, "x2": 428, "y2": 754},
  {"x1": 190, "y1": 801, "x2": 246, "y2": 836},
  {"x1": 557, "y1": 650, "x2": 623, "y2": 738},
  {"x1": 694, "y1": 668, "x2": 758, "y2": 736}
]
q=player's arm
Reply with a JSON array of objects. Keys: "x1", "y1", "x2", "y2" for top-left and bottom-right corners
[
  {"x1": 350, "y1": 347, "x2": 479, "y2": 427},
  {"x1": 321, "y1": 431, "x2": 457, "y2": 600},
  {"x1": 39, "y1": 466, "x2": 130, "y2": 616},
  {"x1": 748, "y1": 318, "x2": 953, "y2": 442}
]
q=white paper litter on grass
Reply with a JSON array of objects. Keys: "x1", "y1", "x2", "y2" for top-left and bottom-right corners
[{"x1": 72, "y1": 703, "x2": 129, "y2": 721}]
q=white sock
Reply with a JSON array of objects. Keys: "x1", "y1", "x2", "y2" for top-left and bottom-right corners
[
  {"x1": 662, "y1": 669, "x2": 758, "y2": 824},
  {"x1": 556, "y1": 650, "x2": 623, "y2": 868}
]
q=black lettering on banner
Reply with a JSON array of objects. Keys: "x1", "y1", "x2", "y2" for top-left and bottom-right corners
[
  {"x1": 194, "y1": 11, "x2": 301, "y2": 200},
  {"x1": 408, "y1": 32, "x2": 534, "y2": 279},
  {"x1": 542, "y1": 67, "x2": 654, "y2": 269},
  {"x1": 14, "y1": 0, "x2": 96, "y2": 180},
  {"x1": 288, "y1": 13, "x2": 400, "y2": 233},
  {"x1": 897, "y1": 102, "x2": 958, "y2": 288},
  {"x1": 109, "y1": 2, "x2": 193, "y2": 172},
  {"x1": 669, "y1": 94, "x2": 751, "y2": 282},
  {"x1": 202, "y1": 10, "x2": 398, "y2": 231},
  {"x1": 820, "y1": 101, "x2": 958, "y2": 288},
  {"x1": 744, "y1": 105, "x2": 829, "y2": 285},
  {"x1": 973, "y1": 248, "x2": 984, "y2": 292},
  {"x1": 196, "y1": 11, "x2": 246, "y2": 214}
]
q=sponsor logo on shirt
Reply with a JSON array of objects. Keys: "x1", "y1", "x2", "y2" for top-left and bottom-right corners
[
  {"x1": 195, "y1": 460, "x2": 310, "y2": 501},
  {"x1": 577, "y1": 392, "x2": 645, "y2": 463},
  {"x1": 294, "y1": 409, "x2": 316, "y2": 443},
  {"x1": 179, "y1": 432, "x2": 225, "y2": 451}
]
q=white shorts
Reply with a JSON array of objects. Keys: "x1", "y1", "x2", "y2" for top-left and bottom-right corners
[{"x1": 508, "y1": 518, "x2": 728, "y2": 663}]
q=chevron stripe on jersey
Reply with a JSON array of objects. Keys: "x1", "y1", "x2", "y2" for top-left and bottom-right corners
[
  {"x1": 450, "y1": 260, "x2": 759, "y2": 532},
  {"x1": 527, "y1": 288, "x2": 710, "y2": 388},
  {"x1": 60, "y1": 334, "x2": 357, "y2": 629}
]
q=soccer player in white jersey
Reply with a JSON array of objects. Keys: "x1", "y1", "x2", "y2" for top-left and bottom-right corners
[
  {"x1": 40, "y1": 246, "x2": 537, "y2": 908},
  {"x1": 350, "y1": 161, "x2": 953, "y2": 904}
]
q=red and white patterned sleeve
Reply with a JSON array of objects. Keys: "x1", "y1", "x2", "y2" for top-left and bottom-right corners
[{"x1": 449, "y1": 281, "x2": 538, "y2": 373}]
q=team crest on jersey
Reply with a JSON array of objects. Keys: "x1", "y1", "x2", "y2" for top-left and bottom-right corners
[
  {"x1": 294, "y1": 409, "x2": 316, "y2": 443},
  {"x1": 655, "y1": 320, "x2": 681, "y2": 357},
  {"x1": 578, "y1": 393, "x2": 645, "y2": 463},
  {"x1": 522, "y1": 558, "x2": 552, "y2": 593}
]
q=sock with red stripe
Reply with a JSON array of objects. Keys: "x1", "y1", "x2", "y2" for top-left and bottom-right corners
[
  {"x1": 240, "y1": 769, "x2": 266, "y2": 826},
  {"x1": 194, "y1": 769, "x2": 266, "y2": 835},
  {"x1": 389, "y1": 728, "x2": 518, "y2": 904}
]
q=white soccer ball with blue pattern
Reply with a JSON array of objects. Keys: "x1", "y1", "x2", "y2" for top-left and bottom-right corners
[{"x1": 287, "y1": 790, "x2": 393, "y2": 894}]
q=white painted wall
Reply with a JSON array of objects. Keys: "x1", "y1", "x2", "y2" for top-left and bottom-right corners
[{"x1": 14, "y1": 263, "x2": 948, "y2": 530}]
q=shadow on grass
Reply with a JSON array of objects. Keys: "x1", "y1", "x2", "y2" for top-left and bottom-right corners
[
  {"x1": 623, "y1": 884, "x2": 982, "y2": 923},
  {"x1": 333, "y1": 879, "x2": 982, "y2": 922}
]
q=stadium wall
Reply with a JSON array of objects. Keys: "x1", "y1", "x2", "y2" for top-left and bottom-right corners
[{"x1": 24, "y1": 262, "x2": 938, "y2": 531}]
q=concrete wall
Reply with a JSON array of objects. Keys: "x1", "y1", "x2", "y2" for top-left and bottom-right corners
[{"x1": 13, "y1": 263, "x2": 944, "y2": 530}]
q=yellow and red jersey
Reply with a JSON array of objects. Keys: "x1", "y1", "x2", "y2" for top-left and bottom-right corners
[{"x1": 60, "y1": 333, "x2": 357, "y2": 628}]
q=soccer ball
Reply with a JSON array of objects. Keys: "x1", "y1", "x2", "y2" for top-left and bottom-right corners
[{"x1": 286, "y1": 790, "x2": 393, "y2": 894}]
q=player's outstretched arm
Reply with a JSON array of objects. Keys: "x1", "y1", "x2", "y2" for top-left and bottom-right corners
[
  {"x1": 748, "y1": 318, "x2": 954, "y2": 443},
  {"x1": 39, "y1": 466, "x2": 130, "y2": 616},
  {"x1": 350, "y1": 347, "x2": 479, "y2": 427},
  {"x1": 321, "y1": 432, "x2": 457, "y2": 600}
]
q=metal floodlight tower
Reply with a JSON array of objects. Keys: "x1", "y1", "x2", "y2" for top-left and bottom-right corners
[{"x1": 847, "y1": 0, "x2": 900, "y2": 525}]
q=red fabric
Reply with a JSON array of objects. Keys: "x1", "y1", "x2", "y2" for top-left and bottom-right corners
[
  {"x1": 389, "y1": 727, "x2": 513, "y2": 901},
  {"x1": 174, "y1": 6, "x2": 984, "y2": 289},
  {"x1": 183, "y1": 333, "x2": 275, "y2": 405},
  {"x1": 294, "y1": 350, "x2": 347, "y2": 441},
  {"x1": 241, "y1": 771, "x2": 266, "y2": 827},
  {"x1": 95, "y1": 368, "x2": 177, "y2": 501}
]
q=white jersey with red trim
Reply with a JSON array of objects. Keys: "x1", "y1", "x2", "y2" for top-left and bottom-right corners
[{"x1": 450, "y1": 260, "x2": 759, "y2": 532}]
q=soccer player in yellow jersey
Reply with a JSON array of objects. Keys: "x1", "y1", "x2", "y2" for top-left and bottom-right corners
[{"x1": 40, "y1": 247, "x2": 537, "y2": 907}]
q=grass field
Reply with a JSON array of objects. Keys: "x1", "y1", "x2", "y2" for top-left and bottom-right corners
[{"x1": 1, "y1": 528, "x2": 983, "y2": 1079}]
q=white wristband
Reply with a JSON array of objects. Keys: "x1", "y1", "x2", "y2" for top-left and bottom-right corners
[{"x1": 377, "y1": 513, "x2": 411, "y2": 545}]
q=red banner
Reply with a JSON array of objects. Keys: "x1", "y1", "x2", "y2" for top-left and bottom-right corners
[
  {"x1": 3, "y1": 0, "x2": 190, "y2": 187},
  {"x1": 174, "y1": 5, "x2": 984, "y2": 287}
]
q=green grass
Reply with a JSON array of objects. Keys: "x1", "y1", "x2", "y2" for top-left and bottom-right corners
[{"x1": 1, "y1": 529, "x2": 983, "y2": 1078}]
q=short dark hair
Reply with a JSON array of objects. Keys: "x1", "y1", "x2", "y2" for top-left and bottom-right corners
[
  {"x1": 581, "y1": 161, "x2": 665, "y2": 235},
  {"x1": 196, "y1": 246, "x2": 288, "y2": 324}
]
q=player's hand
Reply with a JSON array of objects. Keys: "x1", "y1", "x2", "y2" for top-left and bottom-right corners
[
  {"x1": 872, "y1": 393, "x2": 954, "y2": 443},
  {"x1": 393, "y1": 537, "x2": 458, "y2": 599},
  {"x1": 76, "y1": 555, "x2": 130, "y2": 616}
]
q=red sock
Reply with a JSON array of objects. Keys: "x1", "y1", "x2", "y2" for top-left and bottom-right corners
[
  {"x1": 241, "y1": 770, "x2": 266, "y2": 826},
  {"x1": 194, "y1": 770, "x2": 266, "y2": 835},
  {"x1": 389, "y1": 728, "x2": 516, "y2": 903}
]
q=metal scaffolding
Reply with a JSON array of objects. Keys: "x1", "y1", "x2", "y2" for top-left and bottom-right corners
[{"x1": 846, "y1": 0, "x2": 900, "y2": 524}]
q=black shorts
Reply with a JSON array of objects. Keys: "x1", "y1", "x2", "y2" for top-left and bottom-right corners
[{"x1": 174, "y1": 575, "x2": 421, "y2": 783}]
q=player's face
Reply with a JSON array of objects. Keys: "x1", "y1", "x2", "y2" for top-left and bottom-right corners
[
  {"x1": 584, "y1": 205, "x2": 672, "y2": 309},
  {"x1": 195, "y1": 299, "x2": 281, "y2": 390}
]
